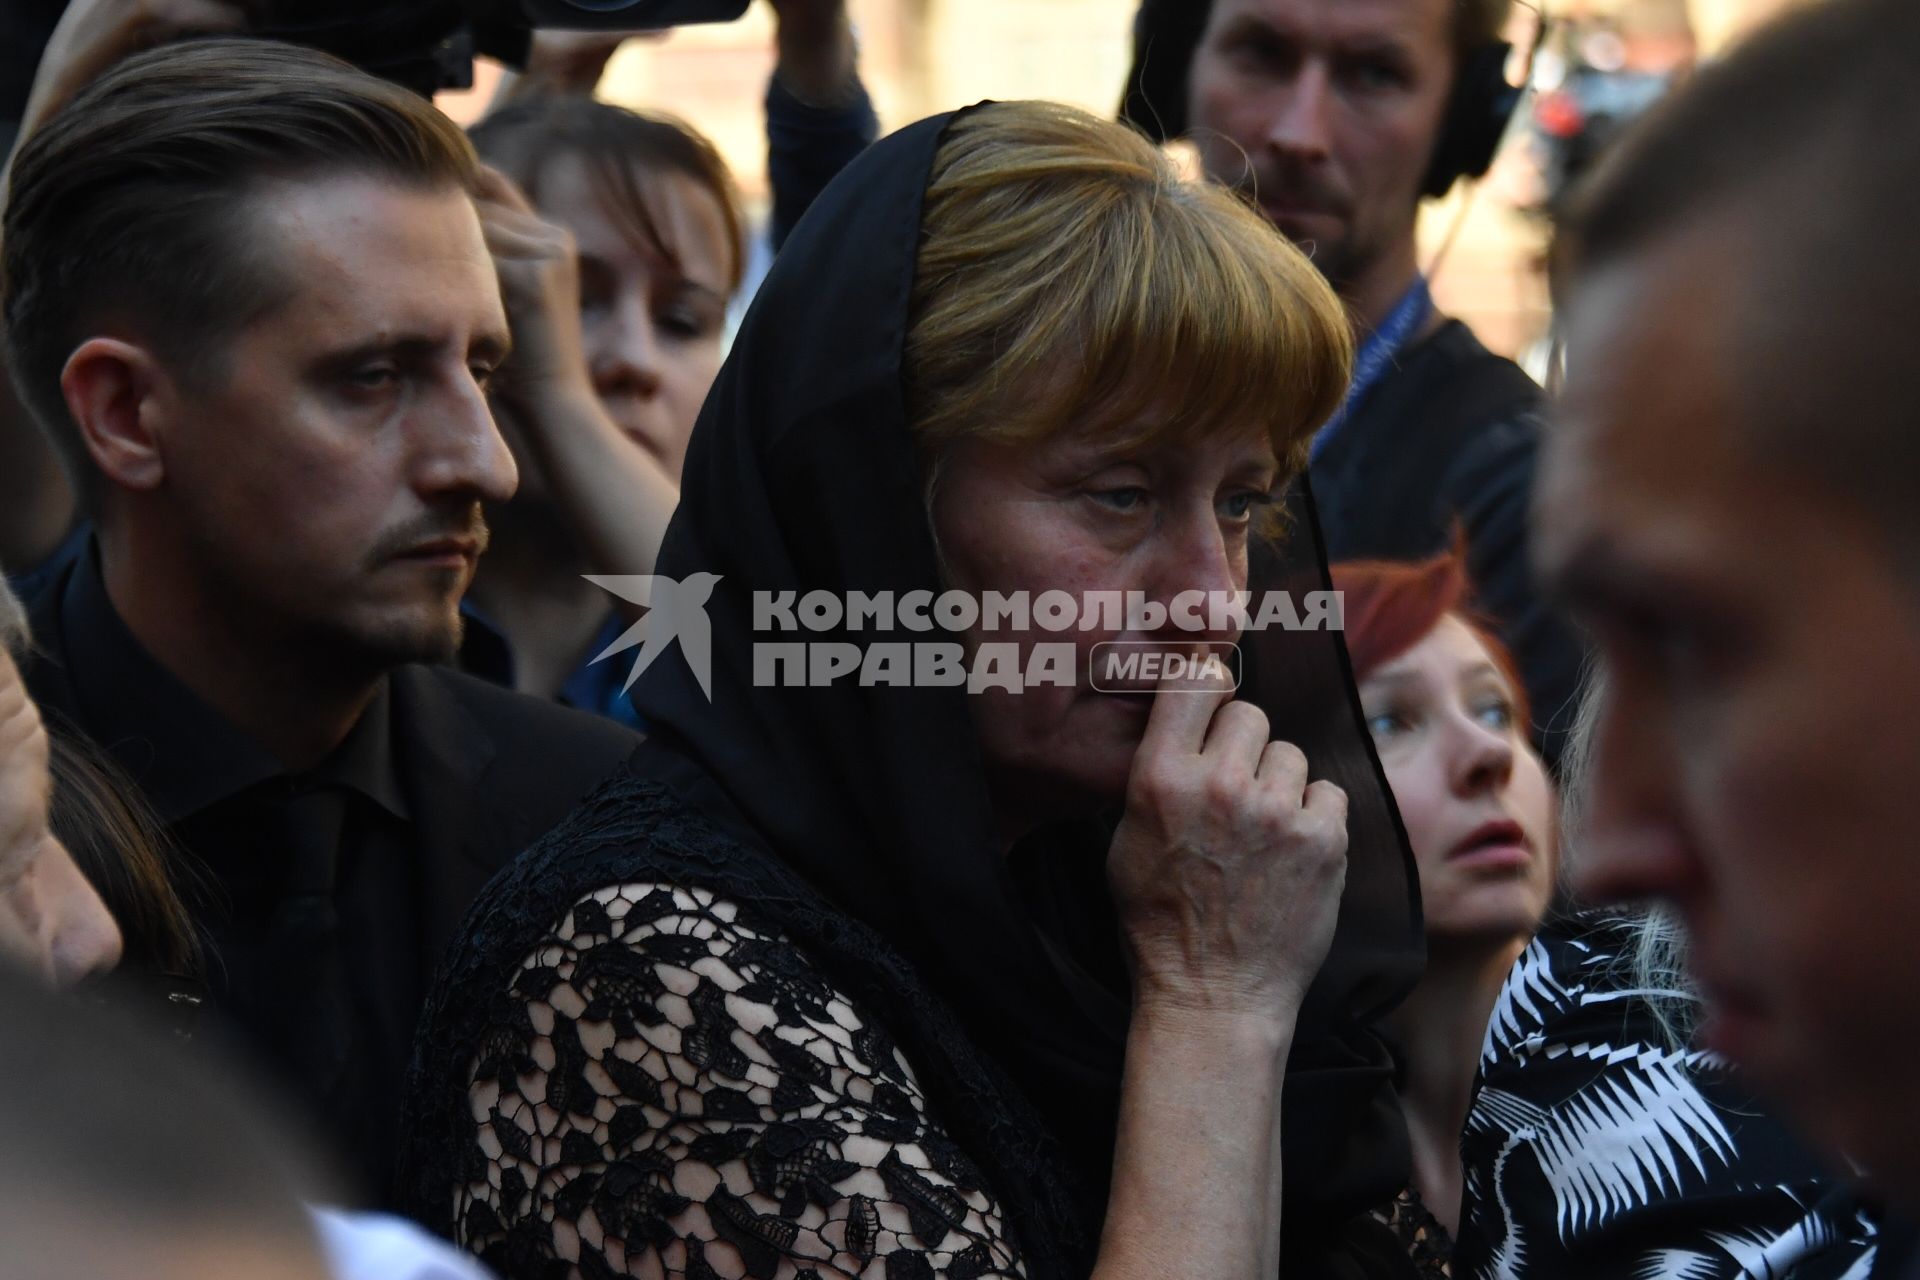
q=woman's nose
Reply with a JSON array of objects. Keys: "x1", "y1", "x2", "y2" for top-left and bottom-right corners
[
  {"x1": 1146, "y1": 509, "x2": 1242, "y2": 642},
  {"x1": 1451, "y1": 712, "x2": 1517, "y2": 794},
  {"x1": 590, "y1": 295, "x2": 663, "y2": 402}
]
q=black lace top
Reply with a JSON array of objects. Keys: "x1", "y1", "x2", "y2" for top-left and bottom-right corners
[{"x1": 399, "y1": 772, "x2": 1089, "y2": 1280}]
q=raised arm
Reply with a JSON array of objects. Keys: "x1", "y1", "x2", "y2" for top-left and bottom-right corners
[
  {"x1": 473, "y1": 165, "x2": 680, "y2": 587},
  {"x1": 763, "y1": 0, "x2": 876, "y2": 252}
]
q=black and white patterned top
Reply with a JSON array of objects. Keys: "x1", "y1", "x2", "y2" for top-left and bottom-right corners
[{"x1": 1453, "y1": 912, "x2": 1886, "y2": 1280}]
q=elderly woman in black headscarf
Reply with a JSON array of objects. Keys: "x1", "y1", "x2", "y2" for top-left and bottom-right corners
[{"x1": 401, "y1": 100, "x2": 1426, "y2": 1279}]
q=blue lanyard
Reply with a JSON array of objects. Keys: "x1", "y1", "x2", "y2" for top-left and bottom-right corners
[{"x1": 1311, "y1": 278, "x2": 1433, "y2": 463}]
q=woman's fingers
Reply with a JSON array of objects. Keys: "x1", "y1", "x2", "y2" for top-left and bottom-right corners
[
  {"x1": 1201, "y1": 700, "x2": 1270, "y2": 779},
  {"x1": 1136, "y1": 659, "x2": 1235, "y2": 763},
  {"x1": 1256, "y1": 738, "x2": 1310, "y2": 804}
]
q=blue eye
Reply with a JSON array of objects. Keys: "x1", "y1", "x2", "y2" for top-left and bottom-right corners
[
  {"x1": 1091, "y1": 487, "x2": 1148, "y2": 512},
  {"x1": 1219, "y1": 490, "x2": 1275, "y2": 521},
  {"x1": 1474, "y1": 698, "x2": 1515, "y2": 731},
  {"x1": 1365, "y1": 709, "x2": 1408, "y2": 740}
]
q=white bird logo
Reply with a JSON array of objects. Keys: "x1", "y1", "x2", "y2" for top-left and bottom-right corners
[{"x1": 583, "y1": 573, "x2": 723, "y2": 702}]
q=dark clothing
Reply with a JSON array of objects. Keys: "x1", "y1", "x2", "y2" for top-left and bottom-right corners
[
  {"x1": 1374, "y1": 1185, "x2": 1454, "y2": 1277},
  {"x1": 765, "y1": 72, "x2": 879, "y2": 252},
  {"x1": 1311, "y1": 319, "x2": 1585, "y2": 767},
  {"x1": 403, "y1": 107, "x2": 1427, "y2": 1278},
  {"x1": 17, "y1": 544, "x2": 637, "y2": 1199},
  {"x1": 1455, "y1": 912, "x2": 1898, "y2": 1279},
  {"x1": 0, "y1": 0, "x2": 62, "y2": 154},
  {"x1": 458, "y1": 604, "x2": 645, "y2": 731}
]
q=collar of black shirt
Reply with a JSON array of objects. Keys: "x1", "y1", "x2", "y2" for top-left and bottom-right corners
[{"x1": 60, "y1": 540, "x2": 412, "y2": 826}]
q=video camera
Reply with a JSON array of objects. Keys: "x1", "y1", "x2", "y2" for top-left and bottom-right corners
[{"x1": 257, "y1": 0, "x2": 752, "y2": 96}]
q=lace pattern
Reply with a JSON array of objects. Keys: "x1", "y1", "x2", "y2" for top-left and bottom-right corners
[
  {"x1": 401, "y1": 773, "x2": 1091, "y2": 1280},
  {"x1": 1370, "y1": 1186, "x2": 1452, "y2": 1279},
  {"x1": 455, "y1": 880, "x2": 1031, "y2": 1278}
]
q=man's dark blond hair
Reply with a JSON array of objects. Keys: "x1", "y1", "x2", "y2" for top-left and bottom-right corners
[{"x1": 1, "y1": 38, "x2": 480, "y2": 511}]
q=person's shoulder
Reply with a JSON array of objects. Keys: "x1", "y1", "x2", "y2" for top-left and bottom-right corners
[
  {"x1": 1417, "y1": 317, "x2": 1540, "y2": 384},
  {"x1": 1402, "y1": 318, "x2": 1548, "y2": 431},
  {"x1": 398, "y1": 664, "x2": 639, "y2": 761},
  {"x1": 389, "y1": 666, "x2": 639, "y2": 839}
]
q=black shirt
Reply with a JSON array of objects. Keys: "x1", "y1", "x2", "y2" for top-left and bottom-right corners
[
  {"x1": 19, "y1": 542, "x2": 642, "y2": 1199},
  {"x1": 45, "y1": 544, "x2": 426, "y2": 1191}
]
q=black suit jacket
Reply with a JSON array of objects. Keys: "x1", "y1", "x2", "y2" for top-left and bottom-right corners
[
  {"x1": 384, "y1": 660, "x2": 640, "y2": 961},
  {"x1": 20, "y1": 558, "x2": 639, "y2": 933},
  {"x1": 17, "y1": 547, "x2": 638, "y2": 1195}
]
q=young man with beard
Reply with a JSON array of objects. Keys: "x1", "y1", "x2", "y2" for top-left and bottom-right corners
[{"x1": 2, "y1": 39, "x2": 637, "y2": 1199}]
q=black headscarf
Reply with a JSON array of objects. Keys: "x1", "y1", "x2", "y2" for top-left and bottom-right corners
[{"x1": 628, "y1": 106, "x2": 1426, "y2": 1276}]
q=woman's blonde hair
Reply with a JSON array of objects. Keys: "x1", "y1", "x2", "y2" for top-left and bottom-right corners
[{"x1": 904, "y1": 101, "x2": 1353, "y2": 486}]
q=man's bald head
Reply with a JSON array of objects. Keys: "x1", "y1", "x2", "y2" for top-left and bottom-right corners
[{"x1": 1562, "y1": 0, "x2": 1920, "y2": 569}]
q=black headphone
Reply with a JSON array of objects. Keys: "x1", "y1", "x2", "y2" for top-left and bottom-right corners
[{"x1": 1117, "y1": 0, "x2": 1537, "y2": 200}]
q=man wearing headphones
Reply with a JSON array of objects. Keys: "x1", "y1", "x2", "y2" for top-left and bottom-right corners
[{"x1": 1123, "y1": 0, "x2": 1582, "y2": 767}]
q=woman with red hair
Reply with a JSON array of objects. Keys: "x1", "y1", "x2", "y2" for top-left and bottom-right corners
[{"x1": 1335, "y1": 549, "x2": 1558, "y2": 1275}]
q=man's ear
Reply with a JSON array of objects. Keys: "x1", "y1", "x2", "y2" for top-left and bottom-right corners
[{"x1": 59, "y1": 338, "x2": 174, "y2": 493}]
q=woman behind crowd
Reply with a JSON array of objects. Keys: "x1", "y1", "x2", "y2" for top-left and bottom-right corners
[
  {"x1": 459, "y1": 98, "x2": 747, "y2": 723},
  {"x1": 401, "y1": 101, "x2": 1430, "y2": 1278},
  {"x1": 1334, "y1": 551, "x2": 1558, "y2": 1275}
]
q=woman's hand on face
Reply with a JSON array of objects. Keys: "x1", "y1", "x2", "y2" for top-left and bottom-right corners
[
  {"x1": 1108, "y1": 667, "x2": 1350, "y2": 1026},
  {"x1": 471, "y1": 165, "x2": 599, "y2": 420}
]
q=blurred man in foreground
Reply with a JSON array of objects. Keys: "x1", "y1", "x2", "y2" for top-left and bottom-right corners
[{"x1": 1540, "y1": 0, "x2": 1920, "y2": 1223}]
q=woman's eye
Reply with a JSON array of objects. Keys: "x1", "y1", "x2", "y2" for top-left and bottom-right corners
[
  {"x1": 1474, "y1": 698, "x2": 1516, "y2": 731},
  {"x1": 656, "y1": 308, "x2": 711, "y2": 341},
  {"x1": 1218, "y1": 490, "x2": 1275, "y2": 521},
  {"x1": 1090, "y1": 486, "x2": 1149, "y2": 512},
  {"x1": 1365, "y1": 709, "x2": 1409, "y2": 739}
]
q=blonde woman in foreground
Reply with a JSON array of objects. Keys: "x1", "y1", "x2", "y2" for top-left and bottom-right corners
[{"x1": 400, "y1": 101, "x2": 1431, "y2": 1279}]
